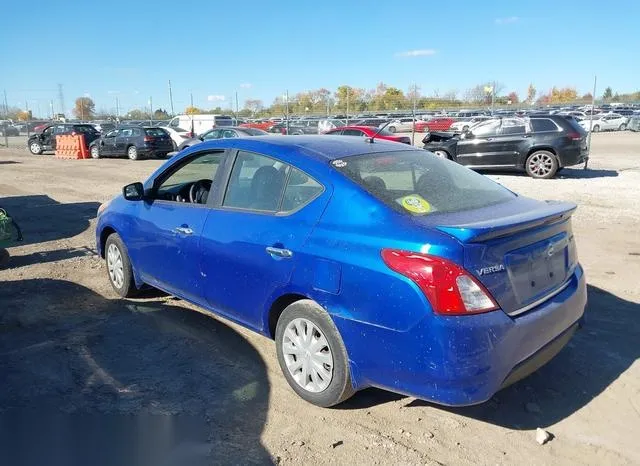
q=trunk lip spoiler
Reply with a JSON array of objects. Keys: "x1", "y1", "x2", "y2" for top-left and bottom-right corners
[{"x1": 436, "y1": 203, "x2": 577, "y2": 243}]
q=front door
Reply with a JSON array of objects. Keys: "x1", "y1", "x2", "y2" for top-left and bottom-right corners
[
  {"x1": 40, "y1": 126, "x2": 55, "y2": 150},
  {"x1": 200, "y1": 150, "x2": 328, "y2": 330},
  {"x1": 128, "y1": 150, "x2": 225, "y2": 303},
  {"x1": 115, "y1": 128, "x2": 134, "y2": 156},
  {"x1": 455, "y1": 119, "x2": 502, "y2": 166},
  {"x1": 101, "y1": 130, "x2": 119, "y2": 155},
  {"x1": 489, "y1": 118, "x2": 530, "y2": 166}
]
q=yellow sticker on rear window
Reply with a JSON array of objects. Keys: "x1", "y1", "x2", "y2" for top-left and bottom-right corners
[{"x1": 400, "y1": 195, "x2": 431, "y2": 214}]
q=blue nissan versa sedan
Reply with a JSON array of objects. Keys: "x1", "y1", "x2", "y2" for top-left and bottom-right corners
[{"x1": 96, "y1": 136, "x2": 587, "y2": 407}]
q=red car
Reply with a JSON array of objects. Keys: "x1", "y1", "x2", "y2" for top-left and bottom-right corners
[
  {"x1": 324, "y1": 126, "x2": 411, "y2": 144},
  {"x1": 415, "y1": 117, "x2": 455, "y2": 132},
  {"x1": 240, "y1": 121, "x2": 275, "y2": 131}
]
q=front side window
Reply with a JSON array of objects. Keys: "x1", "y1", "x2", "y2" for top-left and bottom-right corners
[
  {"x1": 222, "y1": 130, "x2": 237, "y2": 138},
  {"x1": 120, "y1": 128, "x2": 133, "y2": 137},
  {"x1": 333, "y1": 150, "x2": 514, "y2": 216},
  {"x1": 500, "y1": 118, "x2": 526, "y2": 135},
  {"x1": 202, "y1": 129, "x2": 221, "y2": 140},
  {"x1": 155, "y1": 152, "x2": 223, "y2": 203}
]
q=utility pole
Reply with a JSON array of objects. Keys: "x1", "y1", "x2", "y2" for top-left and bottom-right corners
[
  {"x1": 190, "y1": 92, "x2": 194, "y2": 135},
  {"x1": 411, "y1": 83, "x2": 417, "y2": 146},
  {"x1": 149, "y1": 96, "x2": 153, "y2": 125},
  {"x1": 3, "y1": 89, "x2": 8, "y2": 118},
  {"x1": 57, "y1": 84, "x2": 65, "y2": 118},
  {"x1": 168, "y1": 80, "x2": 175, "y2": 116},
  {"x1": 285, "y1": 90, "x2": 290, "y2": 135},
  {"x1": 346, "y1": 87, "x2": 350, "y2": 125},
  {"x1": 115, "y1": 96, "x2": 120, "y2": 119},
  {"x1": 50, "y1": 100, "x2": 54, "y2": 119},
  {"x1": 235, "y1": 91, "x2": 239, "y2": 121},
  {"x1": 586, "y1": 75, "x2": 597, "y2": 170}
]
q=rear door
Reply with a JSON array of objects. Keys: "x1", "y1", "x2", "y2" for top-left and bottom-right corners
[{"x1": 200, "y1": 150, "x2": 327, "y2": 329}]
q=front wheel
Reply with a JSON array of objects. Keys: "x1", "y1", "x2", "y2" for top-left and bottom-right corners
[
  {"x1": 619, "y1": 123, "x2": 626, "y2": 131},
  {"x1": 592, "y1": 125, "x2": 600, "y2": 133},
  {"x1": 387, "y1": 126, "x2": 396, "y2": 133},
  {"x1": 127, "y1": 145, "x2": 139, "y2": 160},
  {"x1": 29, "y1": 141, "x2": 43, "y2": 155},
  {"x1": 90, "y1": 145, "x2": 100, "y2": 159},
  {"x1": 526, "y1": 150, "x2": 558, "y2": 179},
  {"x1": 433, "y1": 150, "x2": 450, "y2": 159},
  {"x1": 104, "y1": 233, "x2": 137, "y2": 298},
  {"x1": 275, "y1": 300, "x2": 354, "y2": 407}
]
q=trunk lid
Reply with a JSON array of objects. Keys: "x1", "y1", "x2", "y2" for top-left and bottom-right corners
[{"x1": 429, "y1": 198, "x2": 578, "y2": 315}]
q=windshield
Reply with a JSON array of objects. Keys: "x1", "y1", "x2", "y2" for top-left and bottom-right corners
[
  {"x1": 145, "y1": 128, "x2": 168, "y2": 137},
  {"x1": 332, "y1": 150, "x2": 515, "y2": 216}
]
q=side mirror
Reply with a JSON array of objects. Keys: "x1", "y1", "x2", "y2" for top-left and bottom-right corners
[
  {"x1": 123, "y1": 182, "x2": 145, "y2": 201},
  {"x1": 463, "y1": 131, "x2": 474, "y2": 139}
]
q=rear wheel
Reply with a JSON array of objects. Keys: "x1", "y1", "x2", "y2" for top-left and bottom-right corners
[
  {"x1": 388, "y1": 126, "x2": 396, "y2": 133},
  {"x1": 127, "y1": 145, "x2": 139, "y2": 160},
  {"x1": 592, "y1": 125, "x2": 600, "y2": 132},
  {"x1": 525, "y1": 150, "x2": 558, "y2": 179},
  {"x1": 275, "y1": 300, "x2": 354, "y2": 407}
]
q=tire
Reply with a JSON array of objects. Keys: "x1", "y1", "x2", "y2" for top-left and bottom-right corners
[
  {"x1": 127, "y1": 145, "x2": 139, "y2": 160},
  {"x1": 462, "y1": 125, "x2": 469, "y2": 132},
  {"x1": 104, "y1": 233, "x2": 138, "y2": 298},
  {"x1": 433, "y1": 150, "x2": 450, "y2": 159},
  {"x1": 90, "y1": 145, "x2": 100, "y2": 159},
  {"x1": 619, "y1": 123, "x2": 626, "y2": 131},
  {"x1": 592, "y1": 125, "x2": 600, "y2": 133},
  {"x1": 388, "y1": 126, "x2": 396, "y2": 133},
  {"x1": 29, "y1": 141, "x2": 43, "y2": 155},
  {"x1": 275, "y1": 300, "x2": 354, "y2": 407},
  {"x1": 525, "y1": 150, "x2": 558, "y2": 179}
]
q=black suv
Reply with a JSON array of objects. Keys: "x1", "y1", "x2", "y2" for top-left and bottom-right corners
[
  {"x1": 88, "y1": 127, "x2": 173, "y2": 160},
  {"x1": 28, "y1": 123, "x2": 101, "y2": 155},
  {"x1": 422, "y1": 115, "x2": 589, "y2": 178}
]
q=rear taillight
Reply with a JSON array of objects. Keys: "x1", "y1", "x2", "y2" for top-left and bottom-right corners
[
  {"x1": 567, "y1": 131, "x2": 582, "y2": 141},
  {"x1": 381, "y1": 249, "x2": 498, "y2": 315},
  {"x1": 144, "y1": 136, "x2": 153, "y2": 142}
]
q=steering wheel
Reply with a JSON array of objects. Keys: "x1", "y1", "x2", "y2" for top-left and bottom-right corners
[{"x1": 189, "y1": 179, "x2": 212, "y2": 204}]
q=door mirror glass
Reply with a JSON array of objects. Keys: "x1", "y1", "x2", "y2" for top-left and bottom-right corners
[{"x1": 123, "y1": 182, "x2": 145, "y2": 201}]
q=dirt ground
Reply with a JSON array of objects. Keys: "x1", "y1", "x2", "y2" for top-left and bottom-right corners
[{"x1": 0, "y1": 132, "x2": 639, "y2": 466}]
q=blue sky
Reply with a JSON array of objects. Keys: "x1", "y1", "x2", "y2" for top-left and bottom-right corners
[{"x1": 1, "y1": 0, "x2": 639, "y2": 117}]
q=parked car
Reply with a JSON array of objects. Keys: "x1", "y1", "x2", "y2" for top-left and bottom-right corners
[
  {"x1": 318, "y1": 119, "x2": 347, "y2": 134},
  {"x1": 422, "y1": 116, "x2": 588, "y2": 179},
  {"x1": 415, "y1": 117, "x2": 455, "y2": 132},
  {"x1": 323, "y1": 126, "x2": 411, "y2": 144},
  {"x1": 578, "y1": 113, "x2": 628, "y2": 132},
  {"x1": 167, "y1": 114, "x2": 234, "y2": 135},
  {"x1": 240, "y1": 120, "x2": 275, "y2": 131},
  {"x1": 177, "y1": 126, "x2": 268, "y2": 151},
  {"x1": 0, "y1": 122, "x2": 20, "y2": 137},
  {"x1": 284, "y1": 119, "x2": 321, "y2": 135},
  {"x1": 27, "y1": 123, "x2": 101, "y2": 155},
  {"x1": 160, "y1": 126, "x2": 192, "y2": 149},
  {"x1": 88, "y1": 127, "x2": 173, "y2": 160},
  {"x1": 627, "y1": 115, "x2": 640, "y2": 132},
  {"x1": 386, "y1": 117, "x2": 416, "y2": 133},
  {"x1": 92, "y1": 122, "x2": 116, "y2": 133},
  {"x1": 449, "y1": 116, "x2": 491, "y2": 133},
  {"x1": 350, "y1": 118, "x2": 388, "y2": 127},
  {"x1": 96, "y1": 136, "x2": 587, "y2": 407}
]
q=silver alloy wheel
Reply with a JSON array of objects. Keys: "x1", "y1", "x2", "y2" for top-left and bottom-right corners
[
  {"x1": 282, "y1": 318, "x2": 333, "y2": 393},
  {"x1": 592, "y1": 125, "x2": 600, "y2": 132},
  {"x1": 528, "y1": 153, "x2": 554, "y2": 177},
  {"x1": 30, "y1": 142, "x2": 41, "y2": 154},
  {"x1": 127, "y1": 146, "x2": 137, "y2": 160},
  {"x1": 434, "y1": 150, "x2": 448, "y2": 159},
  {"x1": 106, "y1": 243, "x2": 124, "y2": 289},
  {"x1": 619, "y1": 124, "x2": 626, "y2": 131},
  {"x1": 90, "y1": 146, "x2": 99, "y2": 158}
]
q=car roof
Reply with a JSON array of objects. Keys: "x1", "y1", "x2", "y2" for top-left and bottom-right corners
[{"x1": 181, "y1": 135, "x2": 416, "y2": 162}]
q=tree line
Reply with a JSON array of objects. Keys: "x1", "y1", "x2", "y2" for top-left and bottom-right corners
[{"x1": 3, "y1": 84, "x2": 639, "y2": 122}]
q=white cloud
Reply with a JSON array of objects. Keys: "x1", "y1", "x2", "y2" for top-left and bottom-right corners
[
  {"x1": 396, "y1": 49, "x2": 437, "y2": 58},
  {"x1": 239, "y1": 83, "x2": 252, "y2": 89},
  {"x1": 107, "y1": 90, "x2": 120, "y2": 95},
  {"x1": 207, "y1": 95, "x2": 226, "y2": 102},
  {"x1": 495, "y1": 16, "x2": 519, "y2": 25}
]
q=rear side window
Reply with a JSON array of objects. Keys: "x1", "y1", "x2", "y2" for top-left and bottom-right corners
[
  {"x1": 332, "y1": 150, "x2": 514, "y2": 216},
  {"x1": 281, "y1": 167, "x2": 323, "y2": 212},
  {"x1": 342, "y1": 129, "x2": 364, "y2": 136},
  {"x1": 144, "y1": 128, "x2": 166, "y2": 137},
  {"x1": 531, "y1": 119, "x2": 559, "y2": 132}
]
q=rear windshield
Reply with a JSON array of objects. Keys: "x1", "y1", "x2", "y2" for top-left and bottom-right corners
[
  {"x1": 332, "y1": 150, "x2": 515, "y2": 215},
  {"x1": 74, "y1": 125, "x2": 98, "y2": 133},
  {"x1": 144, "y1": 128, "x2": 168, "y2": 137},
  {"x1": 241, "y1": 128, "x2": 268, "y2": 135}
]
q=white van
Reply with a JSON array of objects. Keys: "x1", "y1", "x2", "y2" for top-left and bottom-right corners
[{"x1": 168, "y1": 114, "x2": 234, "y2": 135}]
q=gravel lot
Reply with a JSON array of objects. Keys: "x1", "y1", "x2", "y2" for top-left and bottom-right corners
[{"x1": 0, "y1": 132, "x2": 639, "y2": 466}]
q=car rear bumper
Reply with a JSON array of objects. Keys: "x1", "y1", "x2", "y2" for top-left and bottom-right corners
[
  {"x1": 558, "y1": 146, "x2": 589, "y2": 167},
  {"x1": 334, "y1": 264, "x2": 587, "y2": 406}
]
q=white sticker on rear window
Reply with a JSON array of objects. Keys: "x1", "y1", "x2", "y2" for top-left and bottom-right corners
[{"x1": 332, "y1": 159, "x2": 346, "y2": 168}]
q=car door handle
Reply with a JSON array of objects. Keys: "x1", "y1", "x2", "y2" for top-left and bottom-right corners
[
  {"x1": 173, "y1": 226, "x2": 193, "y2": 235},
  {"x1": 485, "y1": 138, "x2": 493, "y2": 141},
  {"x1": 266, "y1": 246, "x2": 293, "y2": 258}
]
